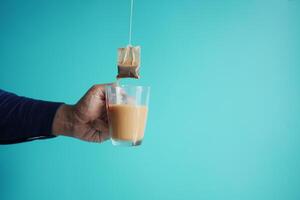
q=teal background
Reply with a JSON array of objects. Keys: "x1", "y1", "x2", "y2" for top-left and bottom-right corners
[{"x1": 0, "y1": 0, "x2": 300, "y2": 199}]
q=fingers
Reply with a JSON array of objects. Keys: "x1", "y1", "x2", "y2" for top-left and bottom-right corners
[
  {"x1": 91, "y1": 129, "x2": 110, "y2": 143},
  {"x1": 78, "y1": 83, "x2": 113, "y2": 105},
  {"x1": 90, "y1": 83, "x2": 114, "y2": 100},
  {"x1": 91, "y1": 118, "x2": 109, "y2": 133},
  {"x1": 87, "y1": 119, "x2": 110, "y2": 143},
  {"x1": 100, "y1": 108, "x2": 108, "y2": 124},
  {"x1": 75, "y1": 83, "x2": 113, "y2": 122}
]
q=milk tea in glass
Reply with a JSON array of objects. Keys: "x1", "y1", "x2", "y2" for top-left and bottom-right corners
[{"x1": 105, "y1": 85, "x2": 150, "y2": 146}]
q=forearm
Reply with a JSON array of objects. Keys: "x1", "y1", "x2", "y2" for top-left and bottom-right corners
[{"x1": 0, "y1": 89, "x2": 62, "y2": 144}]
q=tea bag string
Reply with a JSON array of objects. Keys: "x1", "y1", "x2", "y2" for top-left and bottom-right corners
[
  {"x1": 122, "y1": 0, "x2": 134, "y2": 67},
  {"x1": 128, "y1": 0, "x2": 134, "y2": 46}
]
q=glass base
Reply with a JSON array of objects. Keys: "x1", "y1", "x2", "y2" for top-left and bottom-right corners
[{"x1": 111, "y1": 138, "x2": 142, "y2": 147}]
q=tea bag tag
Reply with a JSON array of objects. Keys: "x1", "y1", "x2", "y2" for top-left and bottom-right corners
[{"x1": 117, "y1": 45, "x2": 140, "y2": 79}]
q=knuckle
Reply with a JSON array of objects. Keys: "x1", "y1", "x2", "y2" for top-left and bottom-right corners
[
  {"x1": 91, "y1": 84, "x2": 104, "y2": 92},
  {"x1": 91, "y1": 84, "x2": 98, "y2": 91}
]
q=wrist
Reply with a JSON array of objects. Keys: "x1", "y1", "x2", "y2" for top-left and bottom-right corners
[{"x1": 52, "y1": 104, "x2": 75, "y2": 136}]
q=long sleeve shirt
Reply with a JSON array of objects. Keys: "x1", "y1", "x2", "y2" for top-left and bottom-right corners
[{"x1": 0, "y1": 89, "x2": 62, "y2": 144}]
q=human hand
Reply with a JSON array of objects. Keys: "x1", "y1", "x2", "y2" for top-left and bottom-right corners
[{"x1": 52, "y1": 84, "x2": 111, "y2": 143}]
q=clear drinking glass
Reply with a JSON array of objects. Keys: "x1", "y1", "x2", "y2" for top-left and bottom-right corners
[{"x1": 105, "y1": 85, "x2": 150, "y2": 146}]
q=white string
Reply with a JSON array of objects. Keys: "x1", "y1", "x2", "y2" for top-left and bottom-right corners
[{"x1": 129, "y1": 0, "x2": 134, "y2": 45}]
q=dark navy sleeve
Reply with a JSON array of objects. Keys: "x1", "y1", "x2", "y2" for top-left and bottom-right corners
[{"x1": 0, "y1": 89, "x2": 63, "y2": 144}]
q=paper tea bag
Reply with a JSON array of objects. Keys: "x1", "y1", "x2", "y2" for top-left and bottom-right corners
[{"x1": 117, "y1": 46, "x2": 140, "y2": 79}]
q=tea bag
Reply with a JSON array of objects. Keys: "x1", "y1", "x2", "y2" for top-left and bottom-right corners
[{"x1": 117, "y1": 45, "x2": 140, "y2": 79}]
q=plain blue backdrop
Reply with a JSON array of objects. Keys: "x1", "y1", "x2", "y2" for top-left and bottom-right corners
[{"x1": 0, "y1": 0, "x2": 300, "y2": 199}]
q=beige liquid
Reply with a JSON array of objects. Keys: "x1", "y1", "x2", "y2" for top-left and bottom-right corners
[{"x1": 108, "y1": 104, "x2": 148, "y2": 142}]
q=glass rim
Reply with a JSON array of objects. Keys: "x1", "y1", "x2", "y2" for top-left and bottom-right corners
[{"x1": 105, "y1": 84, "x2": 150, "y2": 90}]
